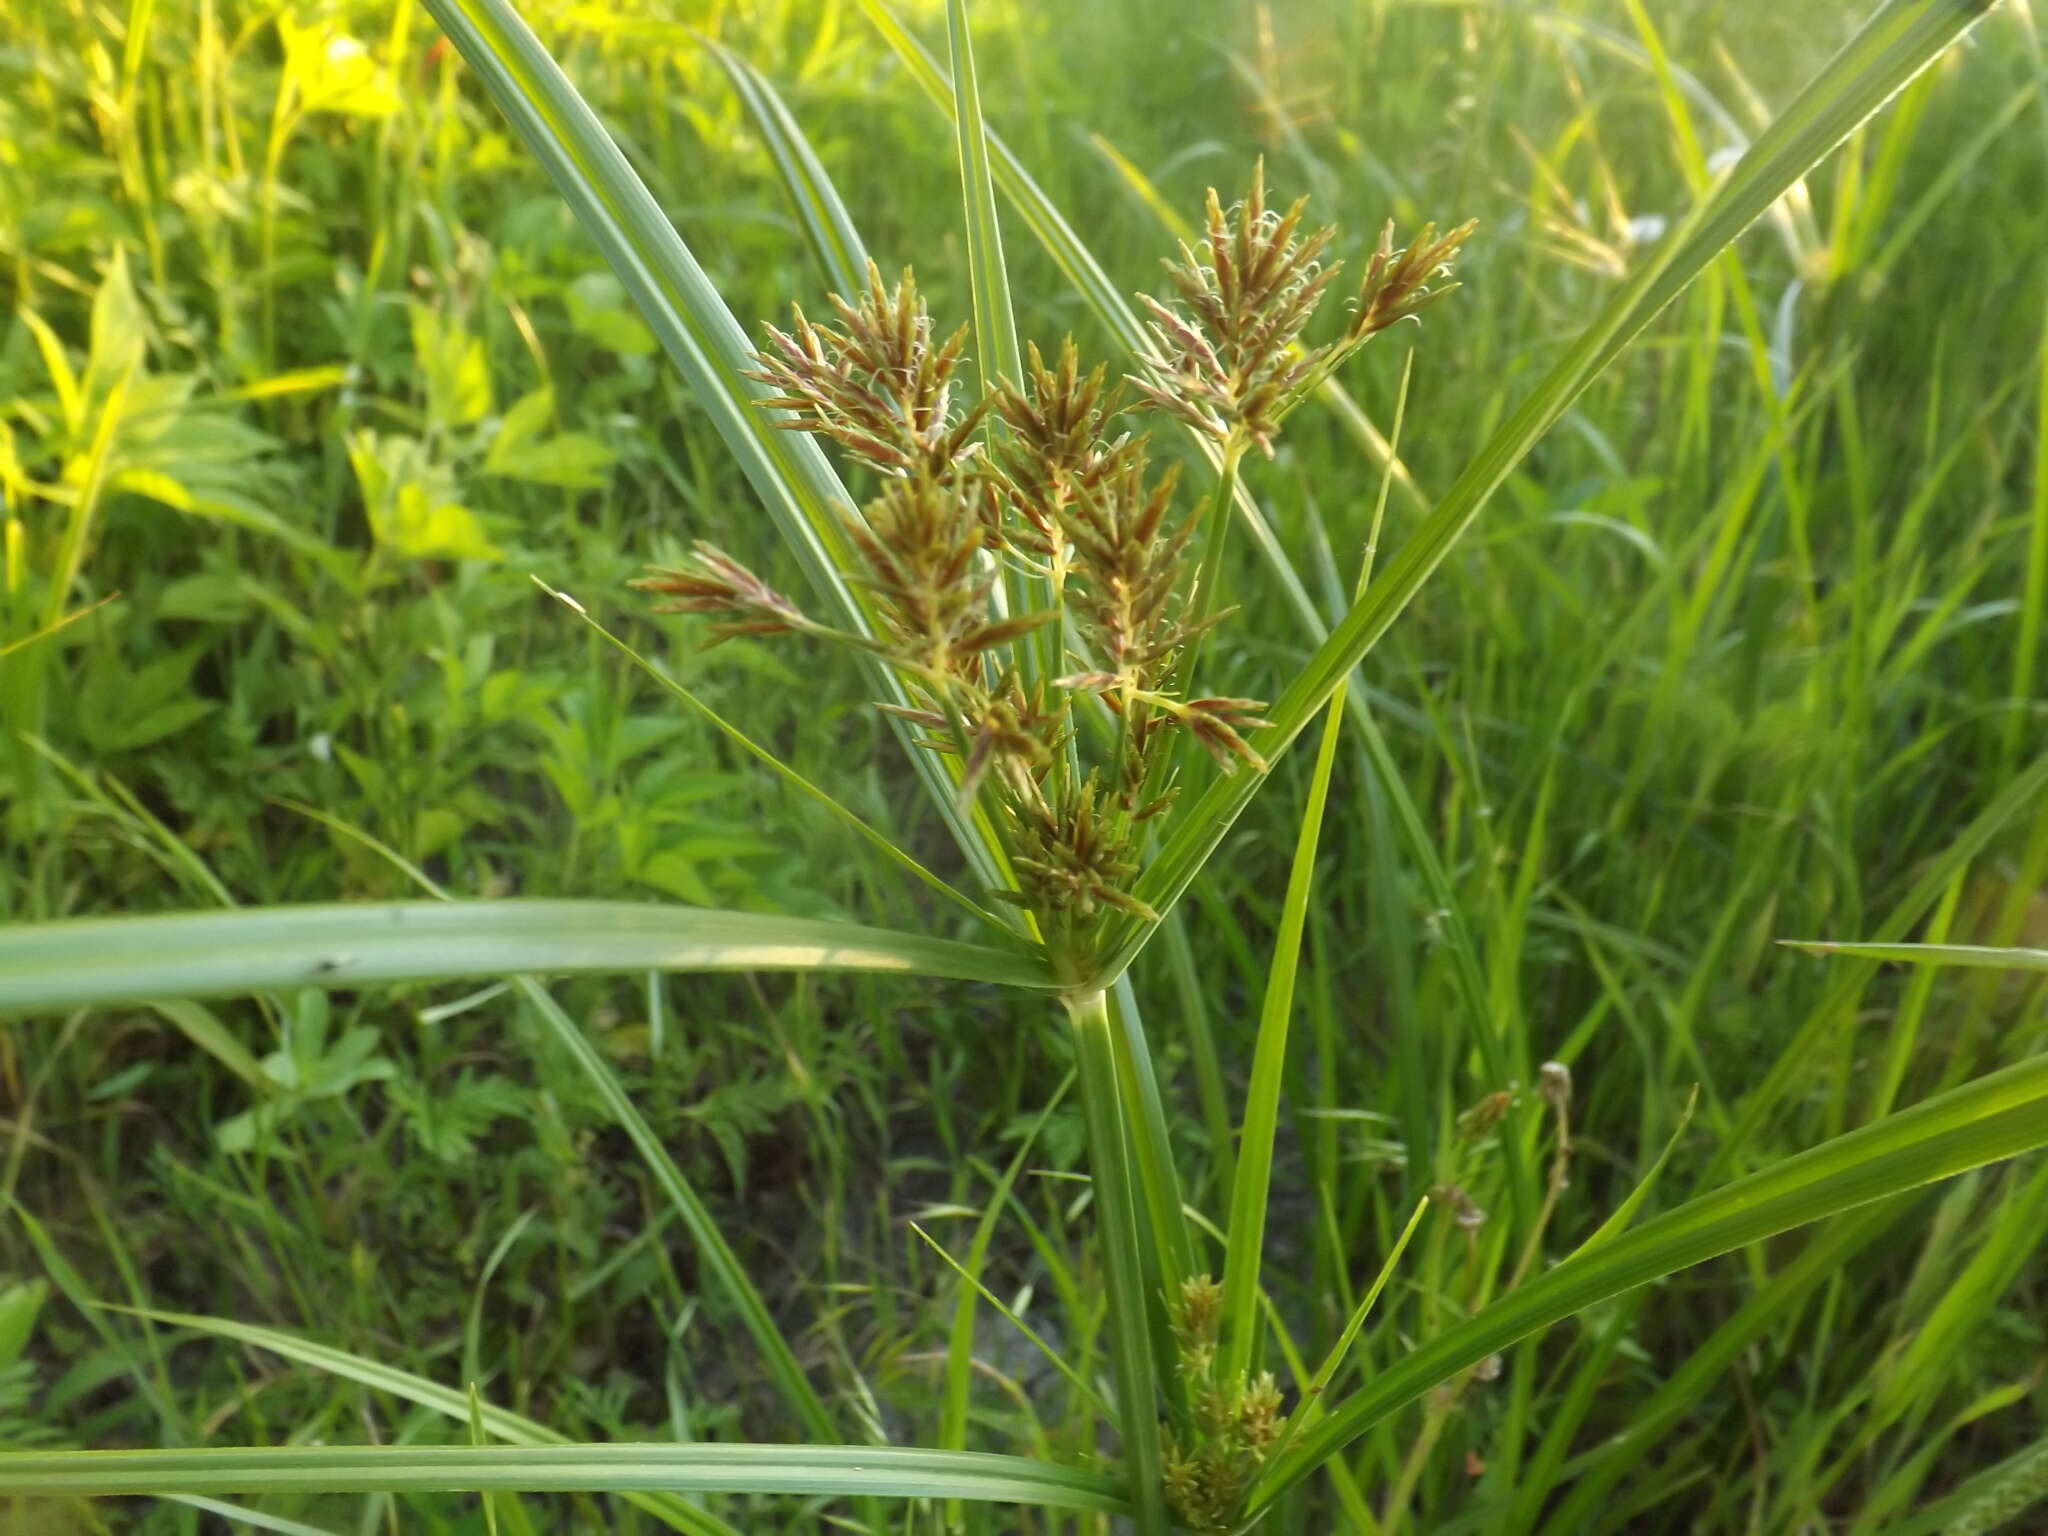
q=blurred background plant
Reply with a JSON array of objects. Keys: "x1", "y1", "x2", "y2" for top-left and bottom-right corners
[{"x1": 0, "y1": 0, "x2": 2044, "y2": 1531}]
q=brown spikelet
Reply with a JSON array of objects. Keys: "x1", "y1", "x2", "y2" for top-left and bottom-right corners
[
  {"x1": 1132, "y1": 159, "x2": 1343, "y2": 455},
  {"x1": 1349, "y1": 218, "x2": 1478, "y2": 342},
  {"x1": 992, "y1": 338, "x2": 1126, "y2": 552},
  {"x1": 745, "y1": 261, "x2": 987, "y2": 477},
  {"x1": 1056, "y1": 446, "x2": 1200, "y2": 683},
  {"x1": 631, "y1": 542, "x2": 811, "y2": 646}
]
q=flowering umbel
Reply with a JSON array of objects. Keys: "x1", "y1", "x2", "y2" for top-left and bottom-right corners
[{"x1": 635, "y1": 168, "x2": 1471, "y2": 979}]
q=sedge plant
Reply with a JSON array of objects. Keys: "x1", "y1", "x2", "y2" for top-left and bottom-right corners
[{"x1": 0, "y1": 0, "x2": 2043, "y2": 1531}]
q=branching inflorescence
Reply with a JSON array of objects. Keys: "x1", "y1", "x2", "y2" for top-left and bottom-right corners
[{"x1": 636, "y1": 167, "x2": 1470, "y2": 987}]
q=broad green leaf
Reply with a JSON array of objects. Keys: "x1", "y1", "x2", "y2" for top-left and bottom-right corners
[
  {"x1": 1251, "y1": 1051, "x2": 2048, "y2": 1508},
  {"x1": 1109, "y1": 0, "x2": 2002, "y2": 977},
  {"x1": 1783, "y1": 940, "x2": 2048, "y2": 972},
  {"x1": 0, "y1": 900, "x2": 1054, "y2": 1014},
  {"x1": 84, "y1": 247, "x2": 147, "y2": 405},
  {"x1": 346, "y1": 430, "x2": 502, "y2": 561},
  {"x1": 485, "y1": 390, "x2": 616, "y2": 488},
  {"x1": 564, "y1": 272, "x2": 657, "y2": 357},
  {"x1": 418, "y1": 0, "x2": 1013, "y2": 905},
  {"x1": 382, "y1": 483, "x2": 501, "y2": 561},
  {"x1": 0, "y1": 1443, "x2": 1129, "y2": 1512},
  {"x1": 18, "y1": 308, "x2": 84, "y2": 435},
  {"x1": 410, "y1": 306, "x2": 494, "y2": 427},
  {"x1": 0, "y1": 1281, "x2": 47, "y2": 1370}
]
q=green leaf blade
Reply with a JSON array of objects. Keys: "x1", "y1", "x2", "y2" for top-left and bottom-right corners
[
  {"x1": 0, "y1": 901, "x2": 1053, "y2": 1014},
  {"x1": 0, "y1": 1444, "x2": 1129, "y2": 1511}
]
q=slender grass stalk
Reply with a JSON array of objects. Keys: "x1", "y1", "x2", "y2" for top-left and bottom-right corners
[
  {"x1": 1218, "y1": 353, "x2": 1412, "y2": 1389},
  {"x1": 1215, "y1": 571, "x2": 1347, "y2": 1386},
  {"x1": 1065, "y1": 988, "x2": 1170, "y2": 1536},
  {"x1": 110, "y1": 1308, "x2": 738, "y2": 1536},
  {"x1": 2010, "y1": 309, "x2": 2047, "y2": 772}
]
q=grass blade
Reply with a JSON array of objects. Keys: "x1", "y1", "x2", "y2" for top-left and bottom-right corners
[
  {"x1": 1265, "y1": 1195, "x2": 1431, "y2": 1467},
  {"x1": 1252, "y1": 1051, "x2": 2048, "y2": 1508},
  {"x1": 940, "y1": 1074, "x2": 1081, "y2": 1459},
  {"x1": 0, "y1": 1444, "x2": 1128, "y2": 1510},
  {"x1": 694, "y1": 36, "x2": 869, "y2": 295},
  {"x1": 1712, "y1": 749, "x2": 2048, "y2": 1174},
  {"x1": 116, "y1": 1309, "x2": 734, "y2": 1536},
  {"x1": 1780, "y1": 941, "x2": 2048, "y2": 972},
  {"x1": 1217, "y1": 551, "x2": 1357, "y2": 1384},
  {"x1": 167, "y1": 1495, "x2": 342, "y2": 1536},
  {"x1": 1112, "y1": 0, "x2": 2002, "y2": 969},
  {"x1": 944, "y1": 0, "x2": 1022, "y2": 397},
  {"x1": 418, "y1": 0, "x2": 1011, "y2": 902},
  {"x1": 944, "y1": 0, "x2": 1056, "y2": 692},
  {"x1": 0, "y1": 900, "x2": 1053, "y2": 1013}
]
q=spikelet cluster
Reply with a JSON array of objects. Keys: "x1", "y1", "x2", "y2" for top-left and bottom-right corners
[
  {"x1": 1135, "y1": 160, "x2": 1473, "y2": 457},
  {"x1": 634, "y1": 174, "x2": 1470, "y2": 970},
  {"x1": 1162, "y1": 1274, "x2": 1286, "y2": 1531}
]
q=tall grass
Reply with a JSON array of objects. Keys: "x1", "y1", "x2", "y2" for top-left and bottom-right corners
[{"x1": 1, "y1": 0, "x2": 2044, "y2": 1531}]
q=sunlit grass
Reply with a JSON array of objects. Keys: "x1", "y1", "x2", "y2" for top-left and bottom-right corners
[{"x1": 0, "y1": 0, "x2": 2043, "y2": 1531}]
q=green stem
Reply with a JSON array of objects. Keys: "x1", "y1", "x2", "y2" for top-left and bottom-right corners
[
  {"x1": 1180, "y1": 438, "x2": 1244, "y2": 692},
  {"x1": 1108, "y1": 974, "x2": 1196, "y2": 1428},
  {"x1": 1067, "y1": 989, "x2": 1170, "y2": 1536}
]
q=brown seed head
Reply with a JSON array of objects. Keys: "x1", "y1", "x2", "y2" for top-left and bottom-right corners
[
  {"x1": 1348, "y1": 218, "x2": 1478, "y2": 343},
  {"x1": 631, "y1": 542, "x2": 810, "y2": 646},
  {"x1": 746, "y1": 261, "x2": 988, "y2": 478},
  {"x1": 1132, "y1": 160, "x2": 1342, "y2": 455}
]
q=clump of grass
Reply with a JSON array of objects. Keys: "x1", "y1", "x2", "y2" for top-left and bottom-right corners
[{"x1": 638, "y1": 172, "x2": 1468, "y2": 990}]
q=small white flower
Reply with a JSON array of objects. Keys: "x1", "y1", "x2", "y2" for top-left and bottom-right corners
[
  {"x1": 1625, "y1": 214, "x2": 1669, "y2": 247},
  {"x1": 308, "y1": 732, "x2": 332, "y2": 763}
]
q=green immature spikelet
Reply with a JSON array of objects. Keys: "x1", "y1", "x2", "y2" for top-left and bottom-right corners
[
  {"x1": 1163, "y1": 1272, "x2": 1287, "y2": 1531},
  {"x1": 638, "y1": 167, "x2": 1470, "y2": 979}
]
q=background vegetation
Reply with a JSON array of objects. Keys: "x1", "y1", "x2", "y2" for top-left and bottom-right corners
[{"x1": 2, "y1": 0, "x2": 2044, "y2": 1530}]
